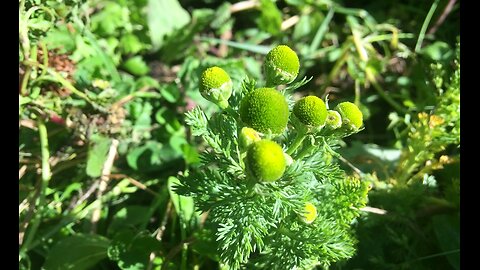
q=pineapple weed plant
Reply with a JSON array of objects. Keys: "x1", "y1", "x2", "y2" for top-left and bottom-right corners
[{"x1": 175, "y1": 45, "x2": 369, "y2": 269}]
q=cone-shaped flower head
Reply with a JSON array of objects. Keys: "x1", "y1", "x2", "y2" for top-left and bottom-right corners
[
  {"x1": 246, "y1": 139, "x2": 286, "y2": 182},
  {"x1": 240, "y1": 88, "x2": 289, "y2": 134},
  {"x1": 325, "y1": 110, "x2": 342, "y2": 130},
  {"x1": 199, "y1": 66, "x2": 233, "y2": 109},
  {"x1": 293, "y1": 96, "x2": 328, "y2": 127},
  {"x1": 302, "y1": 202, "x2": 318, "y2": 224},
  {"x1": 239, "y1": 127, "x2": 261, "y2": 150},
  {"x1": 264, "y1": 45, "x2": 300, "y2": 86},
  {"x1": 335, "y1": 102, "x2": 363, "y2": 130}
]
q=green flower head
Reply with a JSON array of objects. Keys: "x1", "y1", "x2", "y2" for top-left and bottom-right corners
[
  {"x1": 335, "y1": 102, "x2": 363, "y2": 130},
  {"x1": 199, "y1": 66, "x2": 233, "y2": 109},
  {"x1": 240, "y1": 88, "x2": 289, "y2": 134},
  {"x1": 325, "y1": 110, "x2": 342, "y2": 130},
  {"x1": 301, "y1": 202, "x2": 318, "y2": 224},
  {"x1": 246, "y1": 139, "x2": 286, "y2": 182},
  {"x1": 264, "y1": 45, "x2": 300, "y2": 86},
  {"x1": 293, "y1": 96, "x2": 328, "y2": 127},
  {"x1": 239, "y1": 127, "x2": 261, "y2": 150}
]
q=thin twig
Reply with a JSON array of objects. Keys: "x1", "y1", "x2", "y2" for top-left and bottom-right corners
[
  {"x1": 19, "y1": 119, "x2": 37, "y2": 130},
  {"x1": 337, "y1": 154, "x2": 364, "y2": 177},
  {"x1": 230, "y1": 0, "x2": 258, "y2": 13},
  {"x1": 427, "y1": 0, "x2": 457, "y2": 36},
  {"x1": 19, "y1": 179, "x2": 41, "y2": 246},
  {"x1": 360, "y1": 206, "x2": 387, "y2": 215},
  {"x1": 156, "y1": 201, "x2": 173, "y2": 241},
  {"x1": 161, "y1": 237, "x2": 196, "y2": 270},
  {"x1": 147, "y1": 201, "x2": 173, "y2": 270},
  {"x1": 19, "y1": 165, "x2": 28, "y2": 180},
  {"x1": 19, "y1": 198, "x2": 29, "y2": 215},
  {"x1": 218, "y1": 30, "x2": 232, "y2": 57},
  {"x1": 111, "y1": 86, "x2": 151, "y2": 108},
  {"x1": 281, "y1": 15, "x2": 300, "y2": 31},
  {"x1": 415, "y1": 0, "x2": 440, "y2": 52},
  {"x1": 109, "y1": 174, "x2": 159, "y2": 196},
  {"x1": 90, "y1": 139, "x2": 119, "y2": 233},
  {"x1": 20, "y1": 118, "x2": 52, "y2": 251},
  {"x1": 68, "y1": 181, "x2": 100, "y2": 211}
]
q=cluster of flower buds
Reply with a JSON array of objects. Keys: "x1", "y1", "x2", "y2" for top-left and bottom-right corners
[{"x1": 198, "y1": 45, "x2": 364, "y2": 224}]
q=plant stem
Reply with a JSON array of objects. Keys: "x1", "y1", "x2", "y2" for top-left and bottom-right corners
[
  {"x1": 230, "y1": 0, "x2": 259, "y2": 13},
  {"x1": 319, "y1": 39, "x2": 352, "y2": 96},
  {"x1": 309, "y1": 8, "x2": 335, "y2": 55},
  {"x1": 20, "y1": 66, "x2": 32, "y2": 96},
  {"x1": 23, "y1": 60, "x2": 107, "y2": 112},
  {"x1": 415, "y1": 0, "x2": 440, "y2": 52},
  {"x1": 366, "y1": 69, "x2": 407, "y2": 114},
  {"x1": 364, "y1": 33, "x2": 415, "y2": 43},
  {"x1": 90, "y1": 139, "x2": 119, "y2": 233},
  {"x1": 286, "y1": 130, "x2": 306, "y2": 155},
  {"x1": 427, "y1": 0, "x2": 457, "y2": 36},
  {"x1": 354, "y1": 79, "x2": 361, "y2": 106},
  {"x1": 20, "y1": 118, "x2": 51, "y2": 253}
]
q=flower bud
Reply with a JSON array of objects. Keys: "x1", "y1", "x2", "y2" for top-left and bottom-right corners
[
  {"x1": 293, "y1": 96, "x2": 327, "y2": 127},
  {"x1": 325, "y1": 110, "x2": 342, "y2": 130},
  {"x1": 246, "y1": 139, "x2": 286, "y2": 182},
  {"x1": 301, "y1": 202, "x2": 318, "y2": 224},
  {"x1": 335, "y1": 102, "x2": 363, "y2": 130},
  {"x1": 264, "y1": 45, "x2": 300, "y2": 86},
  {"x1": 239, "y1": 127, "x2": 261, "y2": 150},
  {"x1": 199, "y1": 66, "x2": 233, "y2": 109},
  {"x1": 240, "y1": 88, "x2": 289, "y2": 134}
]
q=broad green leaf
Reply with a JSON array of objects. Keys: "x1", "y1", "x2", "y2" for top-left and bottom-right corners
[
  {"x1": 120, "y1": 34, "x2": 144, "y2": 54},
  {"x1": 257, "y1": 0, "x2": 282, "y2": 35},
  {"x1": 90, "y1": 2, "x2": 128, "y2": 36},
  {"x1": 420, "y1": 41, "x2": 453, "y2": 61},
  {"x1": 147, "y1": 0, "x2": 191, "y2": 50},
  {"x1": 109, "y1": 205, "x2": 151, "y2": 233},
  {"x1": 211, "y1": 2, "x2": 232, "y2": 29},
  {"x1": 293, "y1": 15, "x2": 312, "y2": 40},
  {"x1": 43, "y1": 25, "x2": 76, "y2": 52},
  {"x1": 135, "y1": 76, "x2": 160, "y2": 90},
  {"x1": 181, "y1": 143, "x2": 201, "y2": 165},
  {"x1": 86, "y1": 135, "x2": 112, "y2": 178},
  {"x1": 168, "y1": 176, "x2": 197, "y2": 225},
  {"x1": 43, "y1": 234, "x2": 110, "y2": 270},
  {"x1": 160, "y1": 84, "x2": 180, "y2": 103},
  {"x1": 432, "y1": 214, "x2": 460, "y2": 270},
  {"x1": 160, "y1": 9, "x2": 214, "y2": 63},
  {"x1": 123, "y1": 56, "x2": 150, "y2": 76},
  {"x1": 108, "y1": 230, "x2": 163, "y2": 270},
  {"x1": 126, "y1": 141, "x2": 180, "y2": 172}
]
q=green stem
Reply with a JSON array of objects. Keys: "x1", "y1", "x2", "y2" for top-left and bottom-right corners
[
  {"x1": 354, "y1": 80, "x2": 361, "y2": 106},
  {"x1": 40, "y1": 41, "x2": 49, "y2": 77},
  {"x1": 20, "y1": 66, "x2": 32, "y2": 96},
  {"x1": 321, "y1": 137, "x2": 364, "y2": 176},
  {"x1": 309, "y1": 8, "x2": 335, "y2": 55},
  {"x1": 364, "y1": 33, "x2": 415, "y2": 43},
  {"x1": 415, "y1": 0, "x2": 440, "y2": 52},
  {"x1": 319, "y1": 40, "x2": 352, "y2": 96},
  {"x1": 23, "y1": 60, "x2": 107, "y2": 112},
  {"x1": 20, "y1": 118, "x2": 51, "y2": 253},
  {"x1": 367, "y1": 69, "x2": 407, "y2": 114},
  {"x1": 296, "y1": 141, "x2": 316, "y2": 160},
  {"x1": 286, "y1": 130, "x2": 306, "y2": 155},
  {"x1": 178, "y1": 199, "x2": 188, "y2": 270}
]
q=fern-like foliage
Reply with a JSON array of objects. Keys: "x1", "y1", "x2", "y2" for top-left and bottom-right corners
[{"x1": 176, "y1": 76, "x2": 369, "y2": 269}]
